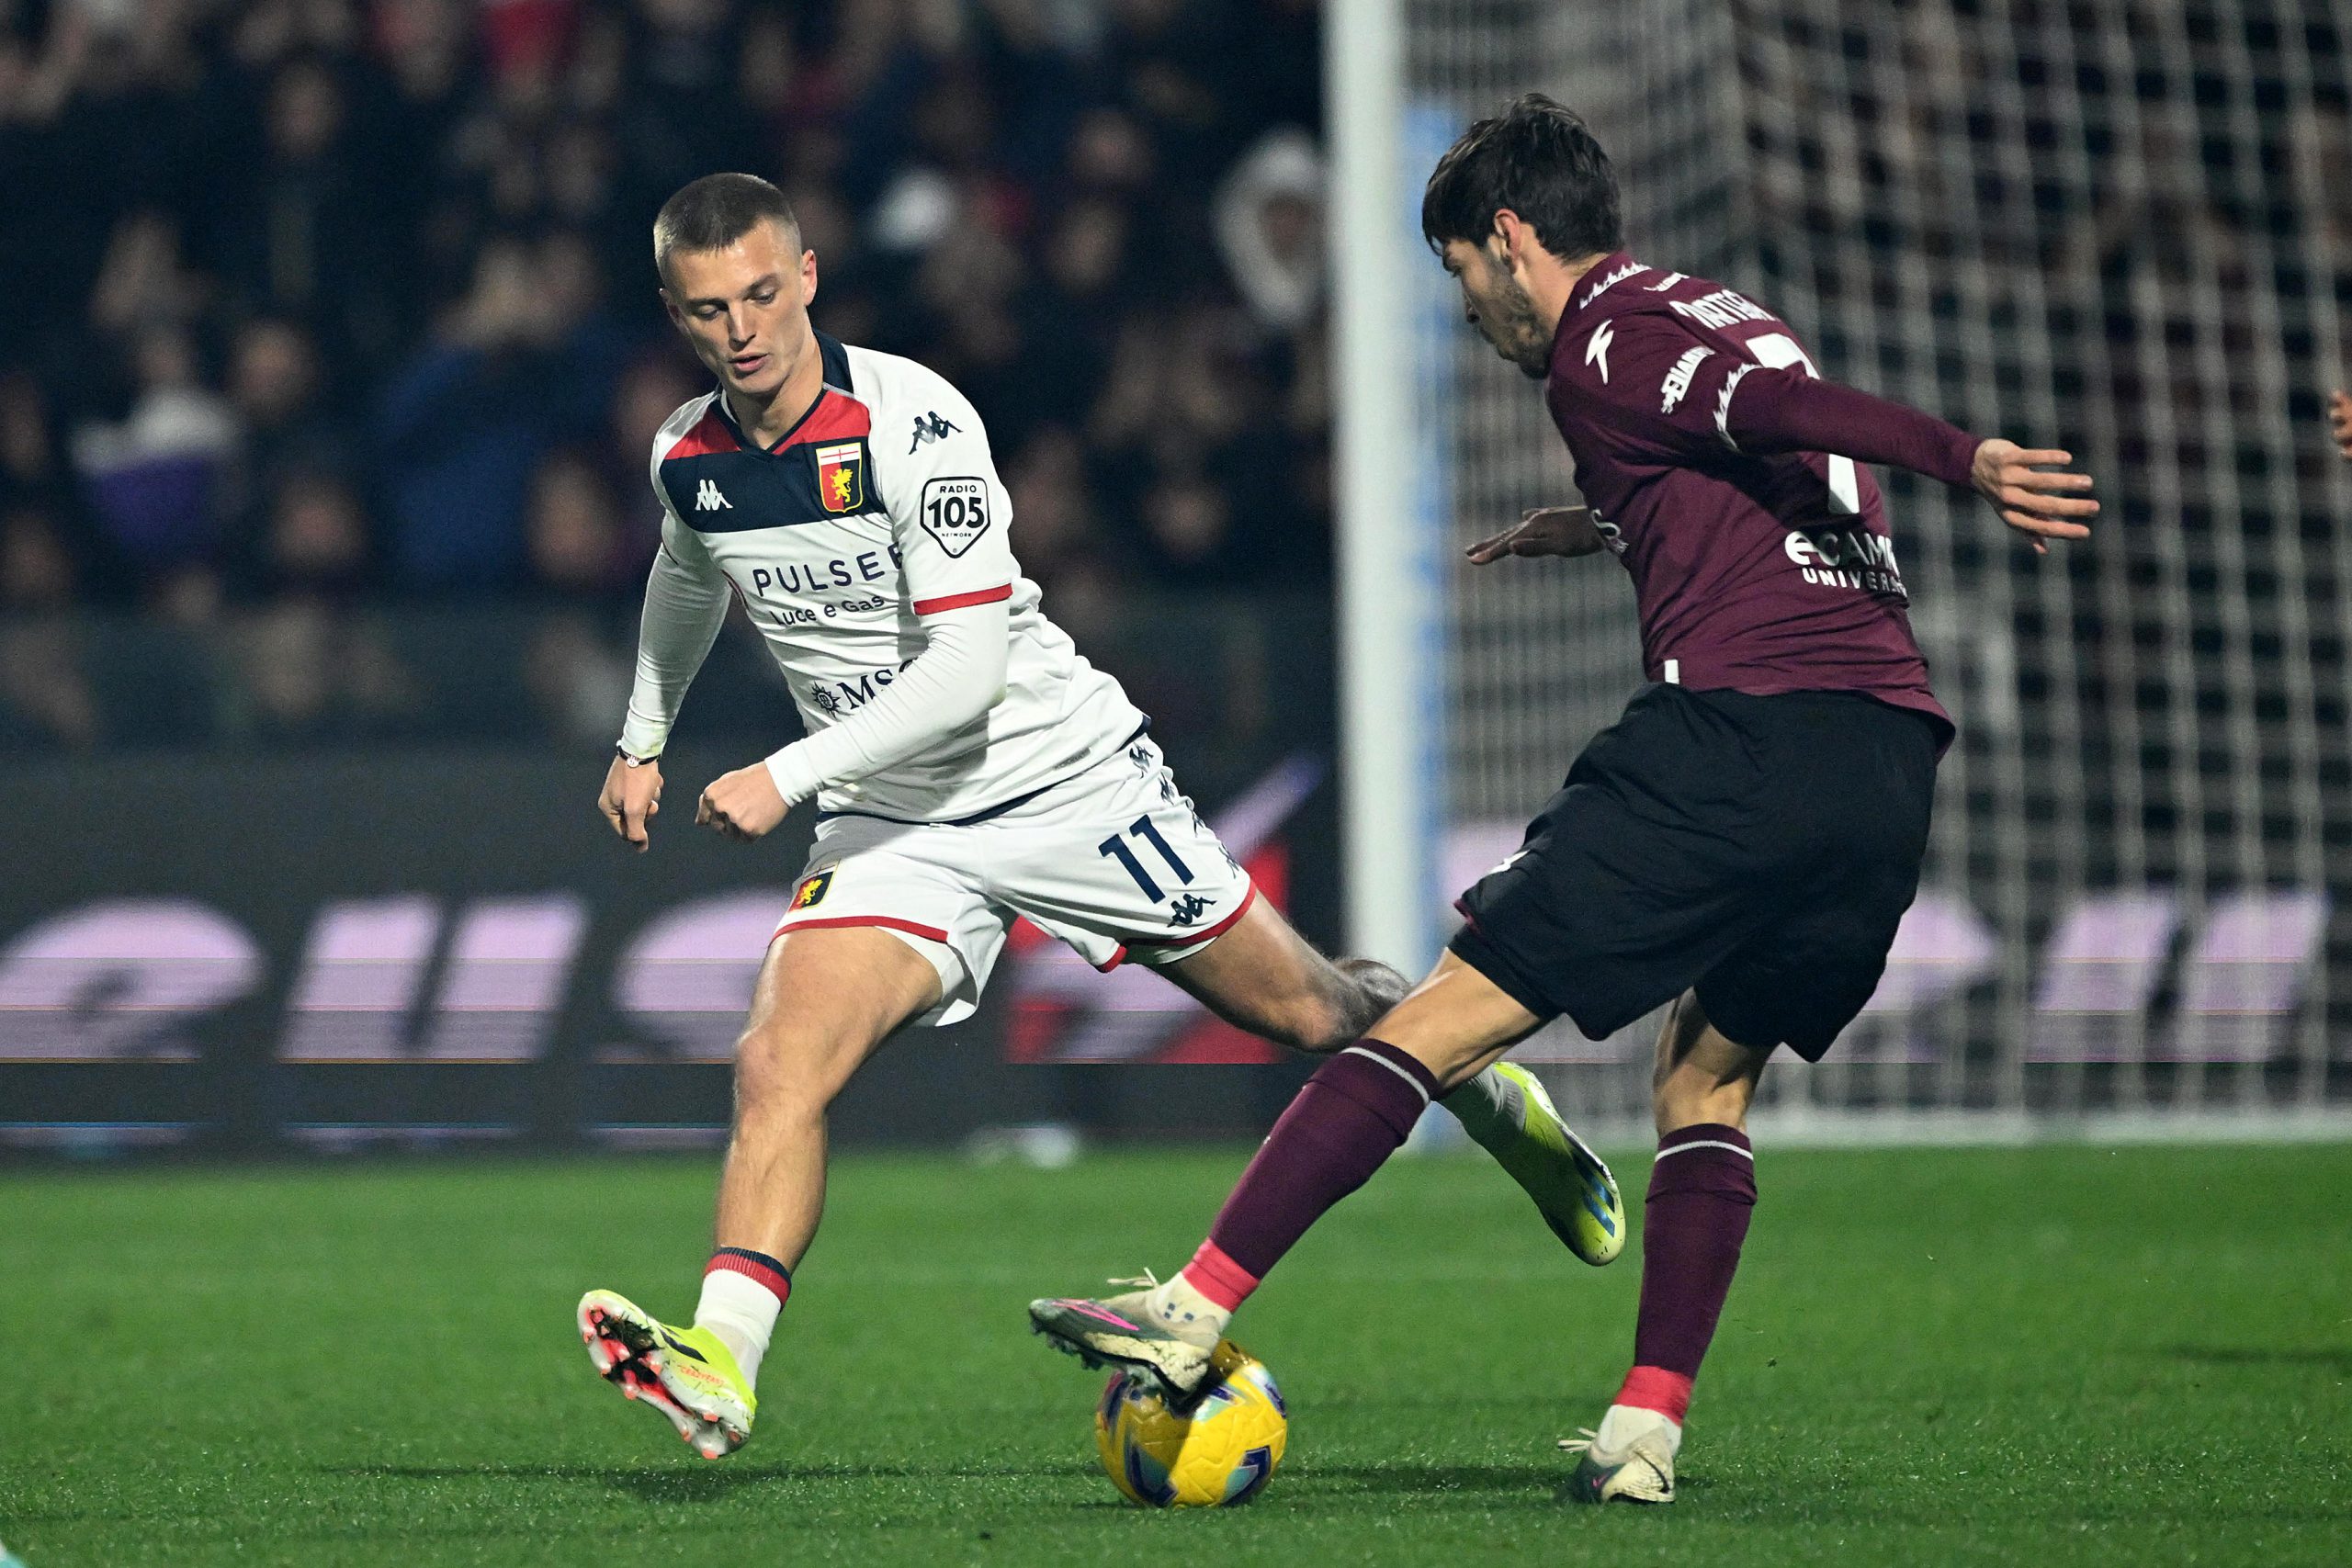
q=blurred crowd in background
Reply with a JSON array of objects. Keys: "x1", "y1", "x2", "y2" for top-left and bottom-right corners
[{"x1": 0, "y1": 0, "x2": 1334, "y2": 750}]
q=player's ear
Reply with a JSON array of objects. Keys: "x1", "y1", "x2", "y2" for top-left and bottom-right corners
[
  {"x1": 1486, "y1": 215, "x2": 1523, "y2": 282},
  {"x1": 1486, "y1": 210, "x2": 1523, "y2": 268},
  {"x1": 799, "y1": 247, "x2": 818, "y2": 306}
]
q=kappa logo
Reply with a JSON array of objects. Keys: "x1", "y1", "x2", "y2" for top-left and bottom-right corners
[
  {"x1": 909, "y1": 410, "x2": 960, "y2": 453},
  {"x1": 1166, "y1": 893, "x2": 1212, "y2": 928},
  {"x1": 790, "y1": 870, "x2": 834, "y2": 910},
  {"x1": 1585, "y1": 320, "x2": 1616, "y2": 384},
  {"x1": 695, "y1": 478, "x2": 732, "y2": 511}
]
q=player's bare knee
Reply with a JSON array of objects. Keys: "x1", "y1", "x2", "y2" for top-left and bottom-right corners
[{"x1": 732, "y1": 1023, "x2": 861, "y2": 1122}]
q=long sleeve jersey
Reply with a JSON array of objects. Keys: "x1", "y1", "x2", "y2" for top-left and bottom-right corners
[
  {"x1": 1542, "y1": 254, "x2": 1969, "y2": 739},
  {"x1": 619, "y1": 333, "x2": 1146, "y2": 821}
]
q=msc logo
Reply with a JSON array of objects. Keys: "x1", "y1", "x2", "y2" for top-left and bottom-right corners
[
  {"x1": 814, "y1": 442, "x2": 865, "y2": 513},
  {"x1": 909, "y1": 410, "x2": 960, "y2": 452},
  {"x1": 790, "y1": 870, "x2": 834, "y2": 910},
  {"x1": 695, "y1": 479, "x2": 732, "y2": 511}
]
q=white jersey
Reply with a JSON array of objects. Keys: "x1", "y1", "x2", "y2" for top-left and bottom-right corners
[{"x1": 623, "y1": 333, "x2": 1145, "y2": 822}]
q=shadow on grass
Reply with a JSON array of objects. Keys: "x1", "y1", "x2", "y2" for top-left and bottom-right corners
[
  {"x1": 1289, "y1": 1462, "x2": 1572, "y2": 1497},
  {"x1": 2157, "y1": 1344, "x2": 2352, "y2": 1375},
  {"x1": 325, "y1": 1461, "x2": 1093, "y2": 1504},
  {"x1": 327, "y1": 1460, "x2": 1586, "y2": 1511}
]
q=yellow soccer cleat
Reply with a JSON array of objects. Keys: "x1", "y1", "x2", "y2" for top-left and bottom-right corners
[
  {"x1": 577, "y1": 1289, "x2": 755, "y2": 1459},
  {"x1": 1479, "y1": 1061, "x2": 1625, "y2": 1266}
]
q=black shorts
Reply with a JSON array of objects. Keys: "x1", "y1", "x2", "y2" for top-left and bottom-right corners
[{"x1": 1450, "y1": 683, "x2": 1941, "y2": 1061}]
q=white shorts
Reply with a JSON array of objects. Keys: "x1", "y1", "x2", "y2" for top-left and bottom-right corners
[{"x1": 772, "y1": 733, "x2": 1257, "y2": 1025}]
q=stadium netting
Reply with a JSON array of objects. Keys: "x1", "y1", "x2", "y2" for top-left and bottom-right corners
[{"x1": 1403, "y1": 0, "x2": 2352, "y2": 1130}]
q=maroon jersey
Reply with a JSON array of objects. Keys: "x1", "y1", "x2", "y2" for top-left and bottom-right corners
[{"x1": 1544, "y1": 253, "x2": 1976, "y2": 737}]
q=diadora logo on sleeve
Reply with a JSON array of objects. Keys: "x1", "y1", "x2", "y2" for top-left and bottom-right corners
[
  {"x1": 919, "y1": 477, "x2": 990, "y2": 557},
  {"x1": 815, "y1": 443, "x2": 865, "y2": 513},
  {"x1": 909, "y1": 410, "x2": 961, "y2": 452},
  {"x1": 1659, "y1": 345, "x2": 1712, "y2": 412},
  {"x1": 695, "y1": 478, "x2": 731, "y2": 511}
]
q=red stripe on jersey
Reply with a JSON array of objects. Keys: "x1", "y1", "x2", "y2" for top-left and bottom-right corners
[
  {"x1": 912, "y1": 583, "x2": 1012, "y2": 615},
  {"x1": 663, "y1": 407, "x2": 740, "y2": 461},
  {"x1": 785, "y1": 389, "x2": 873, "y2": 448},
  {"x1": 773, "y1": 914, "x2": 952, "y2": 943}
]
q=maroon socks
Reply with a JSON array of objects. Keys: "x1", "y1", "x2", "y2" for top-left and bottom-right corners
[
  {"x1": 1615, "y1": 1122, "x2": 1757, "y2": 1424},
  {"x1": 1177, "y1": 1040, "x2": 1438, "y2": 1311},
  {"x1": 1169, "y1": 1050, "x2": 1758, "y2": 1438}
]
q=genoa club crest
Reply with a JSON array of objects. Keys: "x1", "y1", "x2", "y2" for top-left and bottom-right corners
[
  {"x1": 790, "y1": 870, "x2": 833, "y2": 910},
  {"x1": 814, "y1": 442, "x2": 865, "y2": 513}
]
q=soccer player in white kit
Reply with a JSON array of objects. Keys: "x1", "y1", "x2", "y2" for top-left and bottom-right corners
[{"x1": 574, "y1": 174, "x2": 1623, "y2": 1459}]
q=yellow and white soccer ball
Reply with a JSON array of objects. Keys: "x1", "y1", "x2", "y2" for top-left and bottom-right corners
[{"x1": 1094, "y1": 1339, "x2": 1288, "y2": 1507}]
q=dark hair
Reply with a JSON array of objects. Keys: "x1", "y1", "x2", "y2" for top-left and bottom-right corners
[
  {"x1": 1420, "y1": 94, "x2": 1623, "y2": 262},
  {"x1": 653, "y1": 173, "x2": 801, "y2": 282}
]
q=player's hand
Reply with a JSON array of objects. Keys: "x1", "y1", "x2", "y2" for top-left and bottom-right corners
[
  {"x1": 599, "y1": 755, "x2": 662, "y2": 853},
  {"x1": 1971, "y1": 440, "x2": 2097, "y2": 554},
  {"x1": 696, "y1": 761, "x2": 788, "y2": 843},
  {"x1": 1465, "y1": 505, "x2": 1607, "y2": 563},
  {"x1": 2328, "y1": 389, "x2": 2352, "y2": 459}
]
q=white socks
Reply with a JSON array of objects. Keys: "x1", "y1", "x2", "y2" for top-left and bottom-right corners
[
  {"x1": 1143, "y1": 1272, "x2": 1232, "y2": 1347},
  {"x1": 695, "y1": 1269, "x2": 781, "y2": 1387},
  {"x1": 1595, "y1": 1402, "x2": 1684, "y2": 1457}
]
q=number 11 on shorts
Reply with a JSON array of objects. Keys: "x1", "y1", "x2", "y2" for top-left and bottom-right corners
[{"x1": 1098, "y1": 816, "x2": 1194, "y2": 902}]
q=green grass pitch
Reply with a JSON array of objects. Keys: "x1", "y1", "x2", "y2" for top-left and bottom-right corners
[{"x1": 2, "y1": 1142, "x2": 2347, "y2": 1566}]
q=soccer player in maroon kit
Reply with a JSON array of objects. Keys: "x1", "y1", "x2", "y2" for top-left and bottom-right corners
[{"x1": 1029, "y1": 95, "x2": 2097, "y2": 1503}]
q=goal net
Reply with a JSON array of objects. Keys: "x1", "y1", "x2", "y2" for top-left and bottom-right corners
[{"x1": 1399, "y1": 0, "x2": 2352, "y2": 1134}]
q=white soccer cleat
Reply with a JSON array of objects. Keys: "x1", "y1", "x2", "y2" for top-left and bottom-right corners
[
  {"x1": 1559, "y1": 1405, "x2": 1680, "y2": 1505},
  {"x1": 1029, "y1": 1283, "x2": 1222, "y2": 1404}
]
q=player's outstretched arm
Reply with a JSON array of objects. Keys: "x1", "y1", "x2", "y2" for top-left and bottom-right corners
[
  {"x1": 1465, "y1": 505, "x2": 1606, "y2": 563},
  {"x1": 1700, "y1": 349, "x2": 2096, "y2": 550},
  {"x1": 1968, "y1": 439, "x2": 2097, "y2": 555}
]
